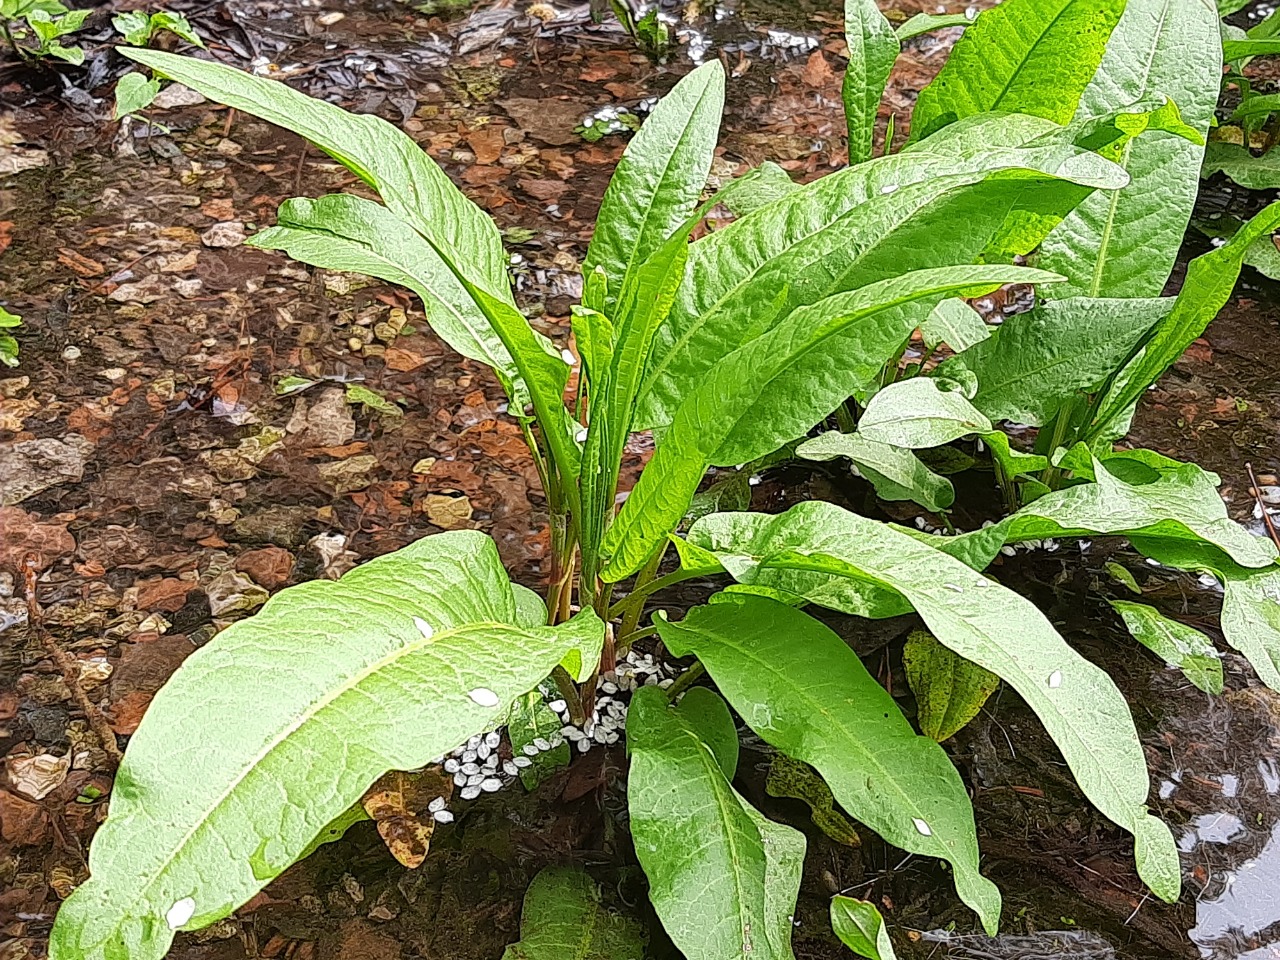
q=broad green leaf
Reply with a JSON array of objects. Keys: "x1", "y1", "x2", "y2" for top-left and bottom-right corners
[
  {"x1": 601, "y1": 265, "x2": 1060, "y2": 580},
  {"x1": 249, "y1": 194, "x2": 533, "y2": 410},
  {"x1": 114, "y1": 71, "x2": 161, "y2": 118},
  {"x1": 903, "y1": 628, "x2": 1000, "y2": 741},
  {"x1": 146, "y1": 11, "x2": 203, "y2": 46},
  {"x1": 627, "y1": 685, "x2": 806, "y2": 960},
  {"x1": 831, "y1": 897, "x2": 897, "y2": 960},
  {"x1": 981, "y1": 431, "x2": 1050, "y2": 479},
  {"x1": 685, "y1": 503, "x2": 1181, "y2": 901},
  {"x1": 49, "y1": 532, "x2": 603, "y2": 960},
  {"x1": 112, "y1": 10, "x2": 151, "y2": 43},
  {"x1": 583, "y1": 60, "x2": 724, "y2": 321},
  {"x1": 940, "y1": 296, "x2": 1172, "y2": 426},
  {"x1": 1128, "y1": 538, "x2": 1280, "y2": 692},
  {"x1": 656, "y1": 597, "x2": 1001, "y2": 931},
  {"x1": 636, "y1": 128, "x2": 1130, "y2": 430},
  {"x1": 673, "y1": 686, "x2": 739, "y2": 780},
  {"x1": 799, "y1": 432, "x2": 954, "y2": 512},
  {"x1": 920, "y1": 298, "x2": 989, "y2": 352},
  {"x1": 765, "y1": 754, "x2": 861, "y2": 847},
  {"x1": 1230, "y1": 93, "x2": 1280, "y2": 123},
  {"x1": 1089, "y1": 202, "x2": 1280, "y2": 439},
  {"x1": 501, "y1": 867, "x2": 645, "y2": 960},
  {"x1": 896, "y1": 12, "x2": 974, "y2": 40},
  {"x1": 120, "y1": 49, "x2": 509, "y2": 294},
  {"x1": 1223, "y1": 38, "x2": 1280, "y2": 61},
  {"x1": 1108, "y1": 600, "x2": 1223, "y2": 694},
  {"x1": 962, "y1": 450, "x2": 1278, "y2": 570},
  {"x1": 1203, "y1": 141, "x2": 1280, "y2": 190},
  {"x1": 859, "y1": 378, "x2": 993, "y2": 448},
  {"x1": 843, "y1": 0, "x2": 899, "y2": 165},
  {"x1": 714, "y1": 161, "x2": 800, "y2": 217},
  {"x1": 1036, "y1": 0, "x2": 1221, "y2": 297},
  {"x1": 909, "y1": 0, "x2": 1125, "y2": 142}
]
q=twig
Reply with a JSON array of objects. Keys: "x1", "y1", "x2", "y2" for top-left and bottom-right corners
[
  {"x1": 1246, "y1": 462, "x2": 1280, "y2": 551},
  {"x1": 23, "y1": 555, "x2": 122, "y2": 768}
]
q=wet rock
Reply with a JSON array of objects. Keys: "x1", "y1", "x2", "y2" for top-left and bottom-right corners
[
  {"x1": 204, "y1": 570, "x2": 269, "y2": 619},
  {"x1": 0, "y1": 436, "x2": 92, "y2": 506},
  {"x1": 18, "y1": 704, "x2": 69, "y2": 746},
  {"x1": 318, "y1": 455, "x2": 379, "y2": 494},
  {"x1": 287, "y1": 388, "x2": 356, "y2": 449},
  {"x1": 233, "y1": 505, "x2": 314, "y2": 548},
  {"x1": 0, "y1": 508, "x2": 76, "y2": 574},
  {"x1": 152, "y1": 83, "x2": 206, "y2": 109},
  {"x1": 235, "y1": 547, "x2": 295, "y2": 591},
  {"x1": 108, "y1": 274, "x2": 169, "y2": 304},
  {"x1": 201, "y1": 221, "x2": 248, "y2": 248}
]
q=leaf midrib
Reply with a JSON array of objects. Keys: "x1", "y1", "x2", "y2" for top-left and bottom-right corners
[
  {"x1": 756, "y1": 548, "x2": 1144, "y2": 830},
  {"x1": 683, "y1": 617, "x2": 965, "y2": 865}
]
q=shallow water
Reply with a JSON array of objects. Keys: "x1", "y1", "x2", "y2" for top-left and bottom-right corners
[{"x1": 2, "y1": 1, "x2": 1280, "y2": 958}]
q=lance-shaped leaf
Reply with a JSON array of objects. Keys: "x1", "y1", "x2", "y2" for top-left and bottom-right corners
[
  {"x1": 903, "y1": 628, "x2": 1001, "y2": 741},
  {"x1": 910, "y1": 0, "x2": 1125, "y2": 142},
  {"x1": 49, "y1": 532, "x2": 603, "y2": 960},
  {"x1": 1088, "y1": 202, "x2": 1280, "y2": 439},
  {"x1": 799, "y1": 432, "x2": 955, "y2": 512},
  {"x1": 121, "y1": 48, "x2": 509, "y2": 293},
  {"x1": 939, "y1": 296, "x2": 1172, "y2": 426},
  {"x1": 601, "y1": 265, "x2": 1062, "y2": 580},
  {"x1": 831, "y1": 897, "x2": 898, "y2": 960},
  {"x1": 1108, "y1": 600, "x2": 1223, "y2": 695},
  {"x1": 501, "y1": 867, "x2": 646, "y2": 960},
  {"x1": 997, "y1": 453, "x2": 1277, "y2": 568},
  {"x1": 858, "y1": 378, "x2": 993, "y2": 449},
  {"x1": 1128, "y1": 537, "x2": 1280, "y2": 692},
  {"x1": 1202, "y1": 141, "x2": 1280, "y2": 191},
  {"x1": 896, "y1": 12, "x2": 974, "y2": 40},
  {"x1": 583, "y1": 60, "x2": 724, "y2": 321},
  {"x1": 1036, "y1": 0, "x2": 1221, "y2": 297},
  {"x1": 655, "y1": 597, "x2": 1002, "y2": 932},
  {"x1": 626, "y1": 685, "x2": 806, "y2": 960},
  {"x1": 685, "y1": 504, "x2": 1181, "y2": 902},
  {"x1": 251, "y1": 194, "x2": 529, "y2": 406},
  {"x1": 636, "y1": 128, "x2": 1129, "y2": 430},
  {"x1": 843, "y1": 0, "x2": 899, "y2": 164}
]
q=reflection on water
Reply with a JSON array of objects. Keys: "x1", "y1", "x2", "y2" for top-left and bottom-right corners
[{"x1": 1192, "y1": 823, "x2": 1280, "y2": 958}]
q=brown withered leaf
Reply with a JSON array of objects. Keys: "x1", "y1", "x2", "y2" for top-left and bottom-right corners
[{"x1": 361, "y1": 767, "x2": 453, "y2": 868}]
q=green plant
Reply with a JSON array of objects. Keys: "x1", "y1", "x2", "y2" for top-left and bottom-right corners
[
  {"x1": 0, "y1": 306, "x2": 20, "y2": 367},
  {"x1": 48, "y1": 2, "x2": 1280, "y2": 955},
  {"x1": 17, "y1": 5, "x2": 88, "y2": 63},
  {"x1": 112, "y1": 9, "x2": 201, "y2": 47}
]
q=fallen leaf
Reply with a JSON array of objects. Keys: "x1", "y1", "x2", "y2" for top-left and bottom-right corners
[
  {"x1": 0, "y1": 507, "x2": 76, "y2": 573},
  {"x1": 802, "y1": 50, "x2": 835, "y2": 87},
  {"x1": 425, "y1": 493, "x2": 473, "y2": 530},
  {"x1": 0, "y1": 789, "x2": 50, "y2": 845},
  {"x1": 361, "y1": 768, "x2": 454, "y2": 868},
  {"x1": 235, "y1": 547, "x2": 295, "y2": 590},
  {"x1": 7, "y1": 753, "x2": 70, "y2": 801},
  {"x1": 466, "y1": 125, "x2": 506, "y2": 165}
]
